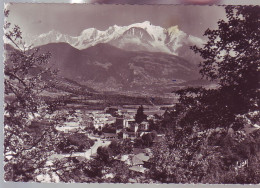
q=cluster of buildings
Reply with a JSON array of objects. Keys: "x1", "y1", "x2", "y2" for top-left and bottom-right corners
[
  {"x1": 55, "y1": 105, "x2": 166, "y2": 139},
  {"x1": 115, "y1": 148, "x2": 153, "y2": 174},
  {"x1": 81, "y1": 105, "x2": 162, "y2": 127},
  {"x1": 53, "y1": 105, "x2": 167, "y2": 174},
  {"x1": 90, "y1": 105, "x2": 165, "y2": 139}
]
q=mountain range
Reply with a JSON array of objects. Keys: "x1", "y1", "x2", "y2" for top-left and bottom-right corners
[
  {"x1": 5, "y1": 22, "x2": 211, "y2": 98},
  {"x1": 36, "y1": 42, "x2": 202, "y2": 96},
  {"x1": 17, "y1": 21, "x2": 204, "y2": 61}
]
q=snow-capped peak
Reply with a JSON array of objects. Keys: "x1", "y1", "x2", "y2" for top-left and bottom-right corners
[
  {"x1": 39, "y1": 29, "x2": 61, "y2": 37},
  {"x1": 167, "y1": 25, "x2": 180, "y2": 35},
  {"x1": 80, "y1": 28, "x2": 97, "y2": 36},
  {"x1": 131, "y1": 21, "x2": 152, "y2": 28},
  {"x1": 9, "y1": 21, "x2": 204, "y2": 56}
]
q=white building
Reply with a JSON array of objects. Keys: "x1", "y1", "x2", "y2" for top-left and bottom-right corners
[{"x1": 93, "y1": 113, "x2": 116, "y2": 129}]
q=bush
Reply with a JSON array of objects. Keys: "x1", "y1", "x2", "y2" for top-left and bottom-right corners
[{"x1": 57, "y1": 133, "x2": 94, "y2": 153}]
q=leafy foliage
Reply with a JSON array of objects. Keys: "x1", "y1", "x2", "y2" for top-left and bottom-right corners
[
  {"x1": 147, "y1": 5, "x2": 260, "y2": 184},
  {"x1": 191, "y1": 5, "x2": 259, "y2": 126},
  {"x1": 57, "y1": 133, "x2": 94, "y2": 154},
  {"x1": 4, "y1": 11, "x2": 68, "y2": 182}
]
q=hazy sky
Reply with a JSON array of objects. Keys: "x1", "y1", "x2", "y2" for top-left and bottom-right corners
[{"x1": 6, "y1": 4, "x2": 226, "y2": 38}]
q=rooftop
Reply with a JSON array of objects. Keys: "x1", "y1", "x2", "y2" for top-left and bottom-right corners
[
  {"x1": 103, "y1": 133, "x2": 117, "y2": 137},
  {"x1": 132, "y1": 156, "x2": 144, "y2": 165},
  {"x1": 129, "y1": 165, "x2": 146, "y2": 173},
  {"x1": 135, "y1": 153, "x2": 150, "y2": 162}
]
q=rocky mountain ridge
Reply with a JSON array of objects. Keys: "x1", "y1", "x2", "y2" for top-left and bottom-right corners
[{"x1": 10, "y1": 21, "x2": 204, "y2": 61}]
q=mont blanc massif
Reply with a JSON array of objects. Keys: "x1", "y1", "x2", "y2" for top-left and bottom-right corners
[{"x1": 10, "y1": 21, "x2": 210, "y2": 99}]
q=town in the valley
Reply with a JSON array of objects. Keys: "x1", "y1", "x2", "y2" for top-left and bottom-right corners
[{"x1": 47, "y1": 103, "x2": 171, "y2": 177}]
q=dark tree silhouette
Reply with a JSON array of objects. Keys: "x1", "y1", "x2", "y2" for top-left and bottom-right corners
[
  {"x1": 148, "y1": 5, "x2": 260, "y2": 184},
  {"x1": 97, "y1": 146, "x2": 110, "y2": 163},
  {"x1": 135, "y1": 105, "x2": 147, "y2": 124},
  {"x1": 4, "y1": 10, "x2": 78, "y2": 182},
  {"x1": 191, "y1": 5, "x2": 259, "y2": 128},
  {"x1": 174, "y1": 5, "x2": 260, "y2": 131}
]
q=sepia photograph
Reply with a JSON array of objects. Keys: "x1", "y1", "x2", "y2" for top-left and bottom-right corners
[{"x1": 3, "y1": 3, "x2": 260, "y2": 183}]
